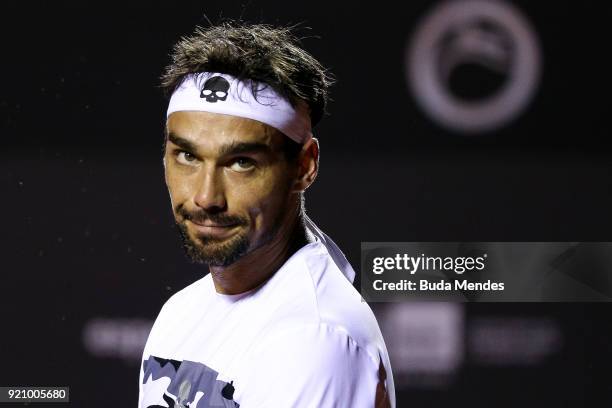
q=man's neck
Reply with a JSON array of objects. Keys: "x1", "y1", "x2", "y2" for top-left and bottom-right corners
[{"x1": 209, "y1": 212, "x2": 313, "y2": 295}]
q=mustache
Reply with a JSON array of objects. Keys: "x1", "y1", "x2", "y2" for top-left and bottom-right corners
[{"x1": 177, "y1": 205, "x2": 247, "y2": 226}]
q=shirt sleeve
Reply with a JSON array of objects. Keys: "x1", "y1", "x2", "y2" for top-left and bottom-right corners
[
  {"x1": 137, "y1": 356, "x2": 144, "y2": 407},
  {"x1": 236, "y1": 323, "x2": 386, "y2": 408}
]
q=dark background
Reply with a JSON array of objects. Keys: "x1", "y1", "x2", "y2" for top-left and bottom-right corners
[{"x1": 1, "y1": 1, "x2": 611, "y2": 407}]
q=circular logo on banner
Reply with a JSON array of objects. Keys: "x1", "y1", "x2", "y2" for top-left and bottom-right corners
[{"x1": 406, "y1": 0, "x2": 541, "y2": 134}]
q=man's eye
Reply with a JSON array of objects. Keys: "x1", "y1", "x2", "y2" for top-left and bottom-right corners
[
  {"x1": 229, "y1": 158, "x2": 256, "y2": 172},
  {"x1": 176, "y1": 151, "x2": 197, "y2": 165}
]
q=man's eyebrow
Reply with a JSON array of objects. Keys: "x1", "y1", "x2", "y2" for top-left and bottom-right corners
[
  {"x1": 167, "y1": 132, "x2": 198, "y2": 152},
  {"x1": 166, "y1": 131, "x2": 273, "y2": 156},
  {"x1": 217, "y1": 141, "x2": 273, "y2": 157}
]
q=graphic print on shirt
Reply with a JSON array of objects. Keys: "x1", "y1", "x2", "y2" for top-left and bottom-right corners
[{"x1": 142, "y1": 356, "x2": 239, "y2": 408}]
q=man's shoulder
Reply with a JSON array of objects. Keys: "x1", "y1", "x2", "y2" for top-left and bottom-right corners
[
  {"x1": 157, "y1": 274, "x2": 212, "y2": 315},
  {"x1": 250, "y1": 321, "x2": 378, "y2": 366},
  {"x1": 264, "y1": 241, "x2": 383, "y2": 351}
]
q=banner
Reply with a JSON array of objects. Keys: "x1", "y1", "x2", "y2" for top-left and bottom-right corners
[{"x1": 361, "y1": 242, "x2": 612, "y2": 301}]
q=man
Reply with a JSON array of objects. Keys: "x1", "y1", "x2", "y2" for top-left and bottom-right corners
[{"x1": 138, "y1": 22, "x2": 395, "y2": 407}]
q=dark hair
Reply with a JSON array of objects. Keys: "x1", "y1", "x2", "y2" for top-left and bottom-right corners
[{"x1": 161, "y1": 21, "x2": 334, "y2": 128}]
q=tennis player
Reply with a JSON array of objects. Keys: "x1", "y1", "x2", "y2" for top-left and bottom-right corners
[{"x1": 138, "y1": 22, "x2": 395, "y2": 408}]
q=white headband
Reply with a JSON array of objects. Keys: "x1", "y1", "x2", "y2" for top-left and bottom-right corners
[{"x1": 167, "y1": 72, "x2": 312, "y2": 144}]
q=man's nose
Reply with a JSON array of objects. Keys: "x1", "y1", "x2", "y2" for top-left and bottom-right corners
[{"x1": 193, "y1": 166, "x2": 227, "y2": 212}]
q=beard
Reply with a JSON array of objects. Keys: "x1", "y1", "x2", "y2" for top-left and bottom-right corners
[
  {"x1": 174, "y1": 205, "x2": 251, "y2": 267},
  {"x1": 176, "y1": 221, "x2": 250, "y2": 267},
  {"x1": 173, "y1": 184, "x2": 294, "y2": 267}
]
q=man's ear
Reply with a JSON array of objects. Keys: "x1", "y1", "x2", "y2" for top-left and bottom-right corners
[{"x1": 292, "y1": 137, "x2": 319, "y2": 192}]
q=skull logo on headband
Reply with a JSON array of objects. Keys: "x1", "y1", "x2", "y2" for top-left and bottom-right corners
[{"x1": 200, "y1": 76, "x2": 230, "y2": 103}]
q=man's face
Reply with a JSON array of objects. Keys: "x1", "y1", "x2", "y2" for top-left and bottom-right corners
[{"x1": 164, "y1": 111, "x2": 298, "y2": 267}]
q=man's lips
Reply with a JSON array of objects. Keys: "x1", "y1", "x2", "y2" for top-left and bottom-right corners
[
  {"x1": 190, "y1": 220, "x2": 238, "y2": 227},
  {"x1": 187, "y1": 219, "x2": 241, "y2": 238}
]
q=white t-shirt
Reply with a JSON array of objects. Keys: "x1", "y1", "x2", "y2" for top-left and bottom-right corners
[{"x1": 138, "y1": 220, "x2": 395, "y2": 407}]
